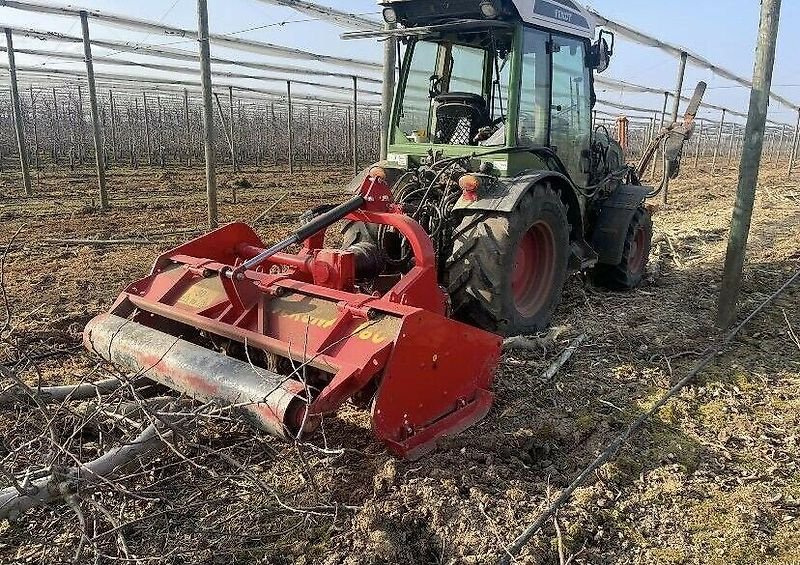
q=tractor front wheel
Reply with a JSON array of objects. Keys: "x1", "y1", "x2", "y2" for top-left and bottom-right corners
[
  {"x1": 592, "y1": 207, "x2": 653, "y2": 290},
  {"x1": 446, "y1": 183, "x2": 570, "y2": 336}
]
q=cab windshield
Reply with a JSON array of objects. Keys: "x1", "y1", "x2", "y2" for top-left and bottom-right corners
[{"x1": 394, "y1": 36, "x2": 511, "y2": 147}]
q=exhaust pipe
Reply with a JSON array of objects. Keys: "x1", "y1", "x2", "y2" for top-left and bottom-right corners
[{"x1": 84, "y1": 314, "x2": 317, "y2": 439}]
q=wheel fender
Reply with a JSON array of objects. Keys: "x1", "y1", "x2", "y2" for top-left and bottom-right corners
[
  {"x1": 453, "y1": 171, "x2": 584, "y2": 240},
  {"x1": 345, "y1": 161, "x2": 407, "y2": 195},
  {"x1": 591, "y1": 185, "x2": 651, "y2": 265}
]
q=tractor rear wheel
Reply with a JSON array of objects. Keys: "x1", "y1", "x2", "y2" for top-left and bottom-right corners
[
  {"x1": 592, "y1": 207, "x2": 653, "y2": 290},
  {"x1": 446, "y1": 183, "x2": 570, "y2": 336}
]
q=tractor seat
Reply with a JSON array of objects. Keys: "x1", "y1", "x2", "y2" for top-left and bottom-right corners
[{"x1": 433, "y1": 93, "x2": 491, "y2": 145}]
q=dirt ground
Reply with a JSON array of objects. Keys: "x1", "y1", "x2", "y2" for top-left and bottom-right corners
[{"x1": 0, "y1": 158, "x2": 798, "y2": 564}]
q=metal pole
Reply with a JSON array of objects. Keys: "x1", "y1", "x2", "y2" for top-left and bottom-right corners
[
  {"x1": 80, "y1": 11, "x2": 109, "y2": 211},
  {"x1": 788, "y1": 108, "x2": 800, "y2": 176},
  {"x1": 4, "y1": 28, "x2": 32, "y2": 196},
  {"x1": 717, "y1": 0, "x2": 782, "y2": 329},
  {"x1": 380, "y1": 22, "x2": 397, "y2": 160},
  {"x1": 197, "y1": 0, "x2": 218, "y2": 228},
  {"x1": 352, "y1": 75, "x2": 359, "y2": 174},
  {"x1": 670, "y1": 51, "x2": 688, "y2": 122},
  {"x1": 711, "y1": 109, "x2": 726, "y2": 175},
  {"x1": 228, "y1": 85, "x2": 237, "y2": 172},
  {"x1": 286, "y1": 80, "x2": 294, "y2": 174}
]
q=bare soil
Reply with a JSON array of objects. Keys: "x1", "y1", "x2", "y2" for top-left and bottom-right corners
[{"x1": 0, "y1": 160, "x2": 798, "y2": 564}]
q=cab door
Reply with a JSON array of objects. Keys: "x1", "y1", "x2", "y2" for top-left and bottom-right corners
[{"x1": 550, "y1": 35, "x2": 592, "y2": 187}]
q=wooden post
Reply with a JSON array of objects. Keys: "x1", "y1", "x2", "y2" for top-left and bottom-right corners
[
  {"x1": 184, "y1": 89, "x2": 191, "y2": 167},
  {"x1": 380, "y1": 22, "x2": 397, "y2": 160},
  {"x1": 717, "y1": 0, "x2": 782, "y2": 329},
  {"x1": 4, "y1": 28, "x2": 32, "y2": 196},
  {"x1": 788, "y1": 108, "x2": 800, "y2": 176},
  {"x1": 711, "y1": 109, "x2": 726, "y2": 175},
  {"x1": 228, "y1": 85, "x2": 237, "y2": 172},
  {"x1": 197, "y1": 0, "x2": 218, "y2": 229},
  {"x1": 352, "y1": 76, "x2": 359, "y2": 174},
  {"x1": 80, "y1": 11, "x2": 109, "y2": 211},
  {"x1": 143, "y1": 92, "x2": 152, "y2": 166},
  {"x1": 109, "y1": 90, "x2": 117, "y2": 164},
  {"x1": 287, "y1": 81, "x2": 294, "y2": 174}
]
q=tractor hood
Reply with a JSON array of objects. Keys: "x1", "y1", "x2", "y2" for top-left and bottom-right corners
[{"x1": 379, "y1": 0, "x2": 596, "y2": 39}]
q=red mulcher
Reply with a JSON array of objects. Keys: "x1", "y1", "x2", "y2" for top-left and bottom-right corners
[{"x1": 84, "y1": 173, "x2": 502, "y2": 459}]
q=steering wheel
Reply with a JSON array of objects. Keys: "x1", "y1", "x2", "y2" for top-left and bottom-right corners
[{"x1": 429, "y1": 74, "x2": 445, "y2": 99}]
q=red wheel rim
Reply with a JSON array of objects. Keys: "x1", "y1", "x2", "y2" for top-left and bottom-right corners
[
  {"x1": 629, "y1": 227, "x2": 647, "y2": 274},
  {"x1": 512, "y1": 222, "x2": 556, "y2": 318}
]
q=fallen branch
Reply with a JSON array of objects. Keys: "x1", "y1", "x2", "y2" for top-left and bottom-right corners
[
  {"x1": 0, "y1": 421, "x2": 171, "y2": 521},
  {"x1": 539, "y1": 334, "x2": 587, "y2": 382},
  {"x1": 498, "y1": 267, "x2": 800, "y2": 564},
  {"x1": 502, "y1": 326, "x2": 569, "y2": 353},
  {"x1": 41, "y1": 238, "x2": 164, "y2": 247},
  {"x1": 0, "y1": 374, "x2": 124, "y2": 407},
  {"x1": 252, "y1": 191, "x2": 291, "y2": 224}
]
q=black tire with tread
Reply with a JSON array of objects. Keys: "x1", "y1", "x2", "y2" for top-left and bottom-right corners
[
  {"x1": 592, "y1": 207, "x2": 653, "y2": 290},
  {"x1": 445, "y1": 183, "x2": 571, "y2": 336}
]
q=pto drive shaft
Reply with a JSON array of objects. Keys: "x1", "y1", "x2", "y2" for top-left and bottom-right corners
[{"x1": 229, "y1": 193, "x2": 366, "y2": 279}]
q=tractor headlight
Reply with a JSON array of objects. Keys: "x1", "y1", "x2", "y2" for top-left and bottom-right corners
[
  {"x1": 382, "y1": 7, "x2": 398, "y2": 24},
  {"x1": 479, "y1": 0, "x2": 498, "y2": 19}
]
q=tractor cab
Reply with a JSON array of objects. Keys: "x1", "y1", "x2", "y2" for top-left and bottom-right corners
[{"x1": 377, "y1": 0, "x2": 613, "y2": 185}]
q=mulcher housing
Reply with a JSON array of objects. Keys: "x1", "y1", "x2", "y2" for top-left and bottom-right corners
[{"x1": 84, "y1": 177, "x2": 502, "y2": 459}]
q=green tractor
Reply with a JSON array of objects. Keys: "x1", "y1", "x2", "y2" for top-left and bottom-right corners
[{"x1": 339, "y1": 0, "x2": 702, "y2": 336}]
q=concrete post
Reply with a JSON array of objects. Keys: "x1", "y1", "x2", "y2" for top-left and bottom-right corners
[
  {"x1": 197, "y1": 0, "x2": 218, "y2": 228},
  {"x1": 80, "y1": 11, "x2": 109, "y2": 210},
  {"x1": 4, "y1": 28, "x2": 32, "y2": 196},
  {"x1": 717, "y1": 0, "x2": 783, "y2": 328}
]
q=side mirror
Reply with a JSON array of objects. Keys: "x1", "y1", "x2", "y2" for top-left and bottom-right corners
[{"x1": 589, "y1": 30, "x2": 614, "y2": 74}]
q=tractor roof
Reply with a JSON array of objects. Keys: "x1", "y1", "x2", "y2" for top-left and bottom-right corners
[
  {"x1": 379, "y1": 0, "x2": 596, "y2": 40},
  {"x1": 511, "y1": 0, "x2": 595, "y2": 39}
]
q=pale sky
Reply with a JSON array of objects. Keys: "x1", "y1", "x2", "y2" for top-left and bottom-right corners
[{"x1": 0, "y1": 0, "x2": 798, "y2": 123}]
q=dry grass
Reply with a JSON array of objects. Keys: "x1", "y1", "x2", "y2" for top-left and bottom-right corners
[{"x1": 0, "y1": 159, "x2": 798, "y2": 564}]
